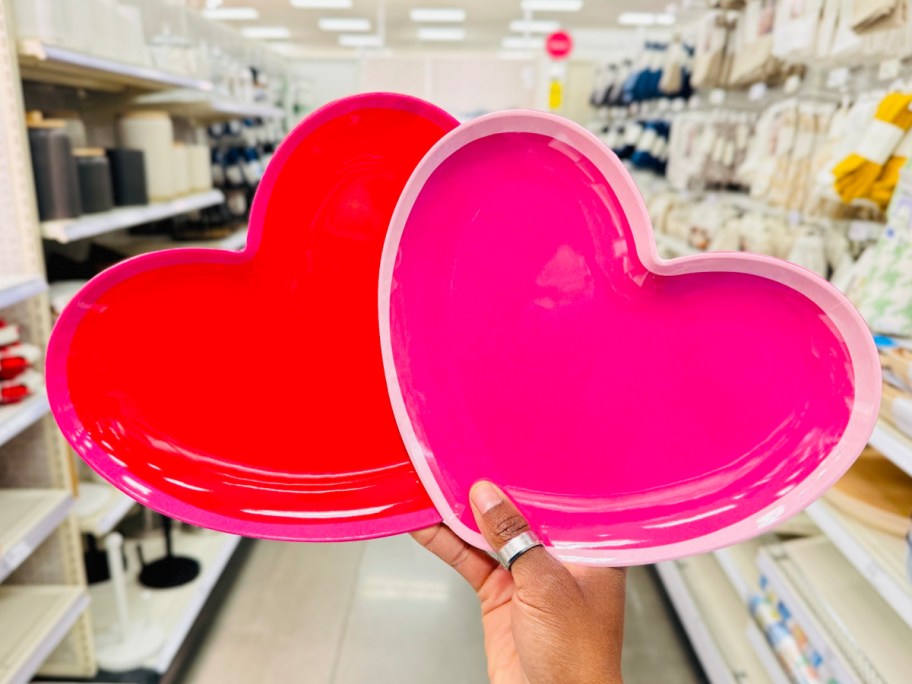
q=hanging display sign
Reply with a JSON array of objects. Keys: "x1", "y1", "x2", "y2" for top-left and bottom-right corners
[{"x1": 545, "y1": 30, "x2": 573, "y2": 60}]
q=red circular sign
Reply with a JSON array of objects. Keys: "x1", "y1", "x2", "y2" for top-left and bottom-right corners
[{"x1": 546, "y1": 30, "x2": 573, "y2": 59}]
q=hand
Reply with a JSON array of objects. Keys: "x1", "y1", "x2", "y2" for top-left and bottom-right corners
[{"x1": 412, "y1": 482, "x2": 626, "y2": 684}]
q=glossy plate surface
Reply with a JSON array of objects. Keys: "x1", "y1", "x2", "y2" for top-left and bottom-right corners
[
  {"x1": 48, "y1": 93, "x2": 457, "y2": 540},
  {"x1": 380, "y1": 111, "x2": 882, "y2": 565}
]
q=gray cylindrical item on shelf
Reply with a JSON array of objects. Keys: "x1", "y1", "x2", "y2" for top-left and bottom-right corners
[
  {"x1": 27, "y1": 114, "x2": 82, "y2": 221},
  {"x1": 74, "y1": 148, "x2": 114, "y2": 214},
  {"x1": 106, "y1": 148, "x2": 149, "y2": 207},
  {"x1": 117, "y1": 111, "x2": 175, "y2": 201}
]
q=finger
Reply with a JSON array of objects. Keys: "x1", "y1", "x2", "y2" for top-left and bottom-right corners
[
  {"x1": 468, "y1": 481, "x2": 570, "y2": 584},
  {"x1": 410, "y1": 524, "x2": 499, "y2": 592}
]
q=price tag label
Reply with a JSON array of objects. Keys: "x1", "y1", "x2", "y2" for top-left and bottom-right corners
[
  {"x1": 879, "y1": 58, "x2": 901, "y2": 82},
  {"x1": 827, "y1": 67, "x2": 850, "y2": 89},
  {"x1": 709, "y1": 88, "x2": 726, "y2": 105},
  {"x1": 788, "y1": 210, "x2": 801, "y2": 226},
  {"x1": 749, "y1": 82, "x2": 767, "y2": 101}
]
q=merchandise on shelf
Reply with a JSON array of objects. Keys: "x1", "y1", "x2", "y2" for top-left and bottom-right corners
[
  {"x1": 590, "y1": 39, "x2": 693, "y2": 109},
  {"x1": 0, "y1": 343, "x2": 41, "y2": 381}
]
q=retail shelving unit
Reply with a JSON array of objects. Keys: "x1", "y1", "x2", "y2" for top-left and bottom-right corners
[
  {"x1": 0, "y1": 274, "x2": 45, "y2": 309},
  {"x1": 88, "y1": 530, "x2": 241, "y2": 675},
  {"x1": 869, "y1": 420, "x2": 912, "y2": 477},
  {"x1": 0, "y1": 0, "x2": 94, "y2": 680},
  {"x1": 805, "y1": 500, "x2": 912, "y2": 630},
  {"x1": 77, "y1": 490, "x2": 135, "y2": 538},
  {"x1": 41, "y1": 189, "x2": 226, "y2": 243},
  {"x1": 17, "y1": 40, "x2": 213, "y2": 93},
  {"x1": 758, "y1": 537, "x2": 912, "y2": 684},
  {"x1": 96, "y1": 224, "x2": 249, "y2": 257},
  {"x1": 0, "y1": 391, "x2": 49, "y2": 447},
  {"x1": 656, "y1": 555, "x2": 783, "y2": 684}
]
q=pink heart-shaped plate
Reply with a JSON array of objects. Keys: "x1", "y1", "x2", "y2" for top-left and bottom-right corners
[{"x1": 379, "y1": 111, "x2": 882, "y2": 565}]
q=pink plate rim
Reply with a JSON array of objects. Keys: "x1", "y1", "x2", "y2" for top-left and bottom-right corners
[
  {"x1": 46, "y1": 93, "x2": 457, "y2": 541},
  {"x1": 378, "y1": 109, "x2": 883, "y2": 566}
]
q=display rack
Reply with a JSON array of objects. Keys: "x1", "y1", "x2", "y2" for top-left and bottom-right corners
[
  {"x1": 0, "y1": 391, "x2": 49, "y2": 447},
  {"x1": 656, "y1": 555, "x2": 780, "y2": 684},
  {"x1": 77, "y1": 489, "x2": 134, "y2": 538},
  {"x1": 136, "y1": 90, "x2": 286, "y2": 121},
  {"x1": 96, "y1": 224, "x2": 249, "y2": 257},
  {"x1": 805, "y1": 500, "x2": 912, "y2": 630},
  {"x1": 88, "y1": 530, "x2": 241, "y2": 675},
  {"x1": 0, "y1": 585, "x2": 89, "y2": 684},
  {"x1": 17, "y1": 41, "x2": 213, "y2": 93},
  {"x1": 0, "y1": 0, "x2": 97, "y2": 678},
  {"x1": 0, "y1": 490, "x2": 72, "y2": 583},
  {"x1": 869, "y1": 420, "x2": 912, "y2": 478},
  {"x1": 0, "y1": 274, "x2": 45, "y2": 309},
  {"x1": 41, "y1": 190, "x2": 226, "y2": 243}
]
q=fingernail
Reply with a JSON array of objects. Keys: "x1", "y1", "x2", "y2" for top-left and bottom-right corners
[{"x1": 470, "y1": 481, "x2": 502, "y2": 514}]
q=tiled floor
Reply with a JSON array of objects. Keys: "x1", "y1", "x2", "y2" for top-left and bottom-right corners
[{"x1": 180, "y1": 536, "x2": 705, "y2": 684}]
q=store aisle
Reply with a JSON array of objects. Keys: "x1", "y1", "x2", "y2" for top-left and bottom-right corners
[{"x1": 181, "y1": 536, "x2": 705, "y2": 684}]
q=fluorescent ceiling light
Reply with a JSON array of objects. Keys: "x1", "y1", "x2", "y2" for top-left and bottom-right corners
[
  {"x1": 318, "y1": 17, "x2": 371, "y2": 31},
  {"x1": 241, "y1": 26, "x2": 291, "y2": 40},
  {"x1": 338, "y1": 33, "x2": 383, "y2": 48},
  {"x1": 409, "y1": 8, "x2": 467, "y2": 23},
  {"x1": 418, "y1": 27, "x2": 466, "y2": 41},
  {"x1": 618, "y1": 12, "x2": 676, "y2": 25},
  {"x1": 509, "y1": 19, "x2": 560, "y2": 33},
  {"x1": 497, "y1": 50, "x2": 536, "y2": 60},
  {"x1": 520, "y1": 0, "x2": 583, "y2": 12},
  {"x1": 291, "y1": 0, "x2": 353, "y2": 9},
  {"x1": 502, "y1": 36, "x2": 545, "y2": 50},
  {"x1": 202, "y1": 7, "x2": 259, "y2": 20}
]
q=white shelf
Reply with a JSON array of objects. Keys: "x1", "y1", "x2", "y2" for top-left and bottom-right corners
[
  {"x1": 0, "y1": 585, "x2": 89, "y2": 684},
  {"x1": 77, "y1": 489, "x2": 135, "y2": 538},
  {"x1": 805, "y1": 500, "x2": 912, "y2": 630},
  {"x1": 0, "y1": 391, "x2": 49, "y2": 448},
  {"x1": 869, "y1": 420, "x2": 912, "y2": 478},
  {"x1": 41, "y1": 190, "x2": 225, "y2": 243},
  {"x1": 0, "y1": 276, "x2": 46, "y2": 310},
  {"x1": 655, "y1": 233, "x2": 701, "y2": 257},
  {"x1": 209, "y1": 99, "x2": 285, "y2": 120},
  {"x1": 657, "y1": 556, "x2": 773, "y2": 684},
  {"x1": 758, "y1": 537, "x2": 912, "y2": 684},
  {"x1": 136, "y1": 90, "x2": 285, "y2": 120},
  {"x1": 0, "y1": 489, "x2": 73, "y2": 583},
  {"x1": 89, "y1": 530, "x2": 241, "y2": 674},
  {"x1": 18, "y1": 41, "x2": 212, "y2": 93},
  {"x1": 95, "y1": 225, "x2": 248, "y2": 257}
]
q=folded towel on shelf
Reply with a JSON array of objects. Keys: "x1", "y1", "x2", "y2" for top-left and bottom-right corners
[{"x1": 832, "y1": 92, "x2": 912, "y2": 203}]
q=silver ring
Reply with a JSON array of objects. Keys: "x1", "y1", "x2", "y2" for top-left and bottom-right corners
[{"x1": 496, "y1": 531, "x2": 544, "y2": 570}]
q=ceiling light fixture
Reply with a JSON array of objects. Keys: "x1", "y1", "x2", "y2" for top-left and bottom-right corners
[
  {"x1": 418, "y1": 27, "x2": 466, "y2": 41},
  {"x1": 202, "y1": 7, "x2": 259, "y2": 20},
  {"x1": 409, "y1": 8, "x2": 467, "y2": 23},
  {"x1": 338, "y1": 33, "x2": 383, "y2": 48},
  {"x1": 318, "y1": 17, "x2": 371, "y2": 31},
  {"x1": 520, "y1": 0, "x2": 583, "y2": 12},
  {"x1": 502, "y1": 36, "x2": 545, "y2": 50},
  {"x1": 509, "y1": 19, "x2": 560, "y2": 33},
  {"x1": 240, "y1": 26, "x2": 291, "y2": 40},
  {"x1": 617, "y1": 12, "x2": 676, "y2": 25},
  {"x1": 291, "y1": 0, "x2": 353, "y2": 9}
]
